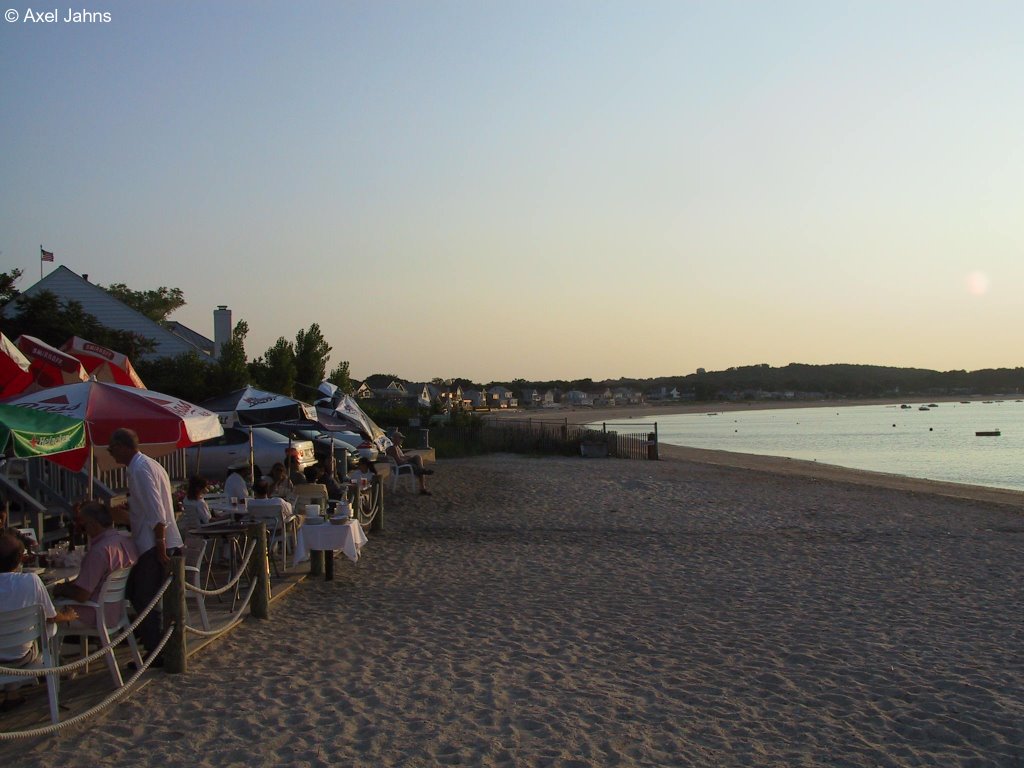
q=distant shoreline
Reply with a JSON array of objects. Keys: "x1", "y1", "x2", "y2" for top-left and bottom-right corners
[
  {"x1": 484, "y1": 396, "x2": 969, "y2": 426},
  {"x1": 485, "y1": 397, "x2": 1024, "y2": 510}
]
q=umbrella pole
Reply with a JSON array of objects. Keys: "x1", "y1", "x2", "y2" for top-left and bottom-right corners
[
  {"x1": 88, "y1": 444, "x2": 94, "y2": 501},
  {"x1": 249, "y1": 427, "x2": 255, "y2": 486}
]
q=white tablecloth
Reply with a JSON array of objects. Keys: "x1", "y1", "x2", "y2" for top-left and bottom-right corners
[{"x1": 293, "y1": 520, "x2": 367, "y2": 564}]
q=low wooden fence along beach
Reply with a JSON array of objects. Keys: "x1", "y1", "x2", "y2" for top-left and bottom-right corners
[{"x1": 434, "y1": 417, "x2": 659, "y2": 460}]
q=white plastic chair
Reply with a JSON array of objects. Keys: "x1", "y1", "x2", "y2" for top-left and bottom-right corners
[
  {"x1": 0, "y1": 605, "x2": 59, "y2": 723},
  {"x1": 293, "y1": 483, "x2": 328, "y2": 514},
  {"x1": 184, "y1": 539, "x2": 211, "y2": 632},
  {"x1": 55, "y1": 566, "x2": 143, "y2": 688},
  {"x1": 387, "y1": 457, "x2": 417, "y2": 492},
  {"x1": 245, "y1": 499, "x2": 293, "y2": 571}
]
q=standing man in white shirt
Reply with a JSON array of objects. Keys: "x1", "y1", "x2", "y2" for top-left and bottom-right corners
[{"x1": 108, "y1": 428, "x2": 183, "y2": 664}]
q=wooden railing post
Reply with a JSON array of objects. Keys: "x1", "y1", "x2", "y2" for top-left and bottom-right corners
[
  {"x1": 164, "y1": 555, "x2": 187, "y2": 674},
  {"x1": 248, "y1": 522, "x2": 271, "y2": 620}
]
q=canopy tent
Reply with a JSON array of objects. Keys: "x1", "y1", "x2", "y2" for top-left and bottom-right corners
[
  {"x1": 15, "y1": 335, "x2": 89, "y2": 389},
  {"x1": 0, "y1": 333, "x2": 33, "y2": 398},
  {"x1": 0, "y1": 404, "x2": 86, "y2": 459},
  {"x1": 4, "y1": 380, "x2": 223, "y2": 472},
  {"x1": 60, "y1": 336, "x2": 145, "y2": 388}
]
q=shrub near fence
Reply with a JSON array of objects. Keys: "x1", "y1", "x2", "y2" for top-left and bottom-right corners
[{"x1": 433, "y1": 417, "x2": 659, "y2": 460}]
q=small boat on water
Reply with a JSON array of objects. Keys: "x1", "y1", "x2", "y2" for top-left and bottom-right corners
[
  {"x1": 976, "y1": 430, "x2": 1001, "y2": 437},
  {"x1": 900, "y1": 404, "x2": 911, "y2": 409},
  {"x1": 918, "y1": 406, "x2": 930, "y2": 411}
]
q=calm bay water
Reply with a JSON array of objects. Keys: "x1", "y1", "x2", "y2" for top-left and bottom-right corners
[{"x1": 648, "y1": 400, "x2": 1024, "y2": 492}]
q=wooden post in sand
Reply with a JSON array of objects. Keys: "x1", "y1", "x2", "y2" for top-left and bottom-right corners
[
  {"x1": 164, "y1": 555, "x2": 187, "y2": 674},
  {"x1": 647, "y1": 426, "x2": 659, "y2": 461},
  {"x1": 249, "y1": 522, "x2": 271, "y2": 620}
]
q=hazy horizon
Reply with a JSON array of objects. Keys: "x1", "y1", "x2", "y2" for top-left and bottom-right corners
[{"x1": 3, "y1": 2, "x2": 1022, "y2": 382}]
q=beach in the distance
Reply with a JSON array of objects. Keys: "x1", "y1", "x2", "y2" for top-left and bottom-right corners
[{"x1": 6, "y1": 449, "x2": 1023, "y2": 767}]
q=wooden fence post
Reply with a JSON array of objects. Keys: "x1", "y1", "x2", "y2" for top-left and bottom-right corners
[
  {"x1": 164, "y1": 555, "x2": 187, "y2": 674},
  {"x1": 249, "y1": 522, "x2": 271, "y2": 620}
]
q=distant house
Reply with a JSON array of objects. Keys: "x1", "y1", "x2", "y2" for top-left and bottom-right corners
[
  {"x1": 3, "y1": 265, "x2": 222, "y2": 360},
  {"x1": 520, "y1": 388, "x2": 542, "y2": 407},
  {"x1": 427, "y1": 383, "x2": 463, "y2": 411},
  {"x1": 487, "y1": 386, "x2": 518, "y2": 409},
  {"x1": 563, "y1": 390, "x2": 591, "y2": 406},
  {"x1": 462, "y1": 389, "x2": 487, "y2": 409},
  {"x1": 613, "y1": 387, "x2": 644, "y2": 405}
]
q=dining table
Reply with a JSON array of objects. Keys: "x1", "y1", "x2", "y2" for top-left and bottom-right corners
[
  {"x1": 292, "y1": 519, "x2": 367, "y2": 581},
  {"x1": 186, "y1": 522, "x2": 251, "y2": 607}
]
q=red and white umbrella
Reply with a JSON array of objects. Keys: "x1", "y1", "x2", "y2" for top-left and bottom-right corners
[
  {"x1": 0, "y1": 333, "x2": 33, "y2": 398},
  {"x1": 60, "y1": 336, "x2": 145, "y2": 388},
  {"x1": 15, "y1": 335, "x2": 88, "y2": 389},
  {"x1": 4, "y1": 380, "x2": 223, "y2": 472}
]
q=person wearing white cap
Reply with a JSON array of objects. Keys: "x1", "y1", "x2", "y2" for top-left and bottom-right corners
[{"x1": 385, "y1": 430, "x2": 434, "y2": 495}]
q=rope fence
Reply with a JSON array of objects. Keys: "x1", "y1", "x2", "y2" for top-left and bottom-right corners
[{"x1": 0, "y1": 522, "x2": 275, "y2": 740}]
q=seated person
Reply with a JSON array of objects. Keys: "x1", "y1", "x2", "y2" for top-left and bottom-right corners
[
  {"x1": 52, "y1": 501, "x2": 138, "y2": 629},
  {"x1": 348, "y1": 457, "x2": 378, "y2": 515},
  {"x1": 180, "y1": 475, "x2": 229, "y2": 530},
  {"x1": 385, "y1": 430, "x2": 434, "y2": 496},
  {"x1": 317, "y1": 456, "x2": 346, "y2": 500},
  {"x1": 0, "y1": 533, "x2": 77, "y2": 711},
  {"x1": 284, "y1": 451, "x2": 306, "y2": 486},
  {"x1": 266, "y1": 462, "x2": 294, "y2": 499},
  {"x1": 248, "y1": 479, "x2": 299, "y2": 549},
  {"x1": 224, "y1": 464, "x2": 250, "y2": 501}
]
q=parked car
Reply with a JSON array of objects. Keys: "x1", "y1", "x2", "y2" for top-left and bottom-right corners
[
  {"x1": 185, "y1": 427, "x2": 317, "y2": 480},
  {"x1": 263, "y1": 424, "x2": 380, "y2": 467}
]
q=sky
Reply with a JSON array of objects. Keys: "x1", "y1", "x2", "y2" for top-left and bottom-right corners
[{"x1": 2, "y1": 1, "x2": 1022, "y2": 384}]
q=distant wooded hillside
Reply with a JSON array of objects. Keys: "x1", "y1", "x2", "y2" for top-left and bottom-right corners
[{"x1": 492, "y1": 364, "x2": 1024, "y2": 400}]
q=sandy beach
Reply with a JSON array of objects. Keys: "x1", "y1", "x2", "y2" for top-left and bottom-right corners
[{"x1": 5, "y1": 450, "x2": 1023, "y2": 766}]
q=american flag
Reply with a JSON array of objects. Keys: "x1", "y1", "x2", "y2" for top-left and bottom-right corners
[{"x1": 40, "y1": 247, "x2": 54, "y2": 262}]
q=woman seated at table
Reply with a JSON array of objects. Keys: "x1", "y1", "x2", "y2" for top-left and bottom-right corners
[
  {"x1": 266, "y1": 462, "x2": 294, "y2": 499},
  {"x1": 314, "y1": 456, "x2": 346, "y2": 500},
  {"x1": 181, "y1": 475, "x2": 229, "y2": 529}
]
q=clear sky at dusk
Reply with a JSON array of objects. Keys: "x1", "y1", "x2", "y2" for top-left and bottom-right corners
[{"x1": 2, "y1": 1, "x2": 1021, "y2": 383}]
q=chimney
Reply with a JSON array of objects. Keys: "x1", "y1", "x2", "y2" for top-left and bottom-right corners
[{"x1": 213, "y1": 305, "x2": 232, "y2": 359}]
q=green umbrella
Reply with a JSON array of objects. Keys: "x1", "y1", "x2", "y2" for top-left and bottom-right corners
[{"x1": 0, "y1": 403, "x2": 86, "y2": 458}]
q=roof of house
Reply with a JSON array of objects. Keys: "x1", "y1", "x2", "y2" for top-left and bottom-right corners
[{"x1": 4, "y1": 265, "x2": 213, "y2": 361}]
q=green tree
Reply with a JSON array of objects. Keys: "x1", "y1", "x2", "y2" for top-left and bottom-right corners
[
  {"x1": 327, "y1": 360, "x2": 353, "y2": 393},
  {"x1": 0, "y1": 268, "x2": 22, "y2": 305},
  {"x1": 136, "y1": 351, "x2": 216, "y2": 403},
  {"x1": 293, "y1": 323, "x2": 331, "y2": 391},
  {"x1": 251, "y1": 337, "x2": 296, "y2": 396},
  {"x1": 213, "y1": 320, "x2": 250, "y2": 393},
  {"x1": 102, "y1": 283, "x2": 185, "y2": 323},
  {"x1": 1, "y1": 290, "x2": 155, "y2": 358}
]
